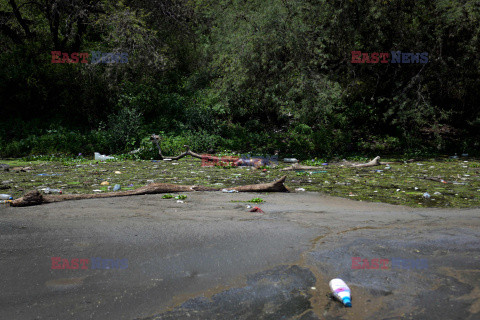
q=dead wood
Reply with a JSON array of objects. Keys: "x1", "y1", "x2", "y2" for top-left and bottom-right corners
[
  {"x1": 419, "y1": 177, "x2": 448, "y2": 183},
  {"x1": 351, "y1": 156, "x2": 382, "y2": 167},
  {"x1": 10, "y1": 176, "x2": 289, "y2": 207},
  {"x1": 281, "y1": 164, "x2": 324, "y2": 171},
  {"x1": 151, "y1": 134, "x2": 210, "y2": 161},
  {"x1": 282, "y1": 156, "x2": 383, "y2": 171}
]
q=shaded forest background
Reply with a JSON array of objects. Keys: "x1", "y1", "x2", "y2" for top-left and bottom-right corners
[{"x1": 0, "y1": 0, "x2": 479, "y2": 159}]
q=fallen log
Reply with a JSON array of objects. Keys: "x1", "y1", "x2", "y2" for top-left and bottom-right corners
[
  {"x1": 150, "y1": 134, "x2": 269, "y2": 167},
  {"x1": 282, "y1": 156, "x2": 383, "y2": 171},
  {"x1": 351, "y1": 156, "x2": 381, "y2": 167},
  {"x1": 150, "y1": 134, "x2": 207, "y2": 161},
  {"x1": 281, "y1": 164, "x2": 325, "y2": 171},
  {"x1": 10, "y1": 176, "x2": 289, "y2": 207}
]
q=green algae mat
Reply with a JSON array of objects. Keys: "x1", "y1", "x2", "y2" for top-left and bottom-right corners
[{"x1": 1, "y1": 157, "x2": 479, "y2": 208}]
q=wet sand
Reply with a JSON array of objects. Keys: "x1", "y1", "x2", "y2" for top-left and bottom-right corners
[{"x1": 0, "y1": 192, "x2": 479, "y2": 319}]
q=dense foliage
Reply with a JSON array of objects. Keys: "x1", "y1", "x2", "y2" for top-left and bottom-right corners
[{"x1": 1, "y1": 0, "x2": 478, "y2": 158}]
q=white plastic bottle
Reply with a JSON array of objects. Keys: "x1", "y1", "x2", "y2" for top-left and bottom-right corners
[
  {"x1": 0, "y1": 194, "x2": 13, "y2": 200},
  {"x1": 329, "y1": 278, "x2": 352, "y2": 307}
]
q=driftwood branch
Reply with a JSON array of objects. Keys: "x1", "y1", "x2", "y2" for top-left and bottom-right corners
[
  {"x1": 351, "y1": 156, "x2": 381, "y2": 167},
  {"x1": 150, "y1": 134, "x2": 216, "y2": 161},
  {"x1": 282, "y1": 156, "x2": 383, "y2": 171},
  {"x1": 10, "y1": 176, "x2": 289, "y2": 207},
  {"x1": 150, "y1": 134, "x2": 269, "y2": 167}
]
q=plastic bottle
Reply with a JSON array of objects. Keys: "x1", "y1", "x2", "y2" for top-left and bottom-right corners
[
  {"x1": 113, "y1": 184, "x2": 121, "y2": 191},
  {"x1": 0, "y1": 194, "x2": 13, "y2": 200},
  {"x1": 329, "y1": 278, "x2": 352, "y2": 307}
]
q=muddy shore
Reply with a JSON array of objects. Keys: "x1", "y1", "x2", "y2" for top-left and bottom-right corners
[{"x1": 0, "y1": 192, "x2": 479, "y2": 319}]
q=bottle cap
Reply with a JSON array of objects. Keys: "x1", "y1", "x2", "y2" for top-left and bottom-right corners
[{"x1": 343, "y1": 297, "x2": 352, "y2": 307}]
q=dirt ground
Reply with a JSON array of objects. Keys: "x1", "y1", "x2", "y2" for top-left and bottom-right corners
[{"x1": 0, "y1": 192, "x2": 479, "y2": 319}]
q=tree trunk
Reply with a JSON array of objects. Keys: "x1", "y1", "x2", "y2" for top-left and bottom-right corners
[{"x1": 10, "y1": 176, "x2": 289, "y2": 207}]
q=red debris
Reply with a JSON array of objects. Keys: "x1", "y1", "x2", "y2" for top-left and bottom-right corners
[{"x1": 249, "y1": 206, "x2": 264, "y2": 213}]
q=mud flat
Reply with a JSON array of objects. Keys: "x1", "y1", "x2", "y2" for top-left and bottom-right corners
[{"x1": 0, "y1": 192, "x2": 479, "y2": 319}]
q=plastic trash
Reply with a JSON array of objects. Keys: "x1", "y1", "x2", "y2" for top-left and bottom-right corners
[
  {"x1": 222, "y1": 189, "x2": 238, "y2": 193},
  {"x1": 113, "y1": 184, "x2": 121, "y2": 191},
  {"x1": 101, "y1": 181, "x2": 109, "y2": 186},
  {"x1": 329, "y1": 278, "x2": 352, "y2": 307},
  {"x1": 42, "y1": 188, "x2": 62, "y2": 194},
  {"x1": 423, "y1": 192, "x2": 431, "y2": 199},
  {"x1": 283, "y1": 158, "x2": 298, "y2": 163},
  {"x1": 1, "y1": 200, "x2": 13, "y2": 204},
  {"x1": 114, "y1": 171, "x2": 122, "y2": 174},
  {"x1": 249, "y1": 206, "x2": 264, "y2": 213},
  {"x1": 0, "y1": 194, "x2": 13, "y2": 200},
  {"x1": 295, "y1": 188, "x2": 306, "y2": 192},
  {"x1": 94, "y1": 152, "x2": 115, "y2": 161}
]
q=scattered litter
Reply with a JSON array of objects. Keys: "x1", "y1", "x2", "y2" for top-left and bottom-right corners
[
  {"x1": 434, "y1": 192, "x2": 442, "y2": 195},
  {"x1": 396, "y1": 189, "x2": 401, "y2": 192},
  {"x1": 329, "y1": 279, "x2": 352, "y2": 308},
  {"x1": 414, "y1": 187, "x2": 419, "y2": 190},
  {"x1": 92, "y1": 189, "x2": 102, "y2": 192},
  {"x1": 295, "y1": 188, "x2": 306, "y2": 192},
  {"x1": 416, "y1": 163, "x2": 424, "y2": 166},
  {"x1": 322, "y1": 163, "x2": 328, "y2": 166},
  {"x1": 423, "y1": 192, "x2": 431, "y2": 199},
  {"x1": 128, "y1": 184, "x2": 134, "y2": 187},
  {"x1": 37, "y1": 173, "x2": 62, "y2": 176},
  {"x1": 113, "y1": 184, "x2": 121, "y2": 191},
  {"x1": 176, "y1": 200, "x2": 184, "y2": 203},
  {"x1": 246, "y1": 205, "x2": 252, "y2": 209},
  {"x1": 311, "y1": 287, "x2": 316, "y2": 290},
  {"x1": 114, "y1": 171, "x2": 122, "y2": 174},
  {"x1": 1, "y1": 200, "x2": 13, "y2": 204},
  {"x1": 147, "y1": 180, "x2": 154, "y2": 183},
  {"x1": 94, "y1": 152, "x2": 115, "y2": 161},
  {"x1": 0, "y1": 194, "x2": 13, "y2": 200},
  {"x1": 283, "y1": 158, "x2": 298, "y2": 163},
  {"x1": 43, "y1": 188, "x2": 62, "y2": 194},
  {"x1": 249, "y1": 206, "x2": 264, "y2": 213},
  {"x1": 100, "y1": 181, "x2": 109, "y2": 186},
  {"x1": 374, "y1": 170, "x2": 383, "y2": 173},
  {"x1": 222, "y1": 189, "x2": 238, "y2": 193}
]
